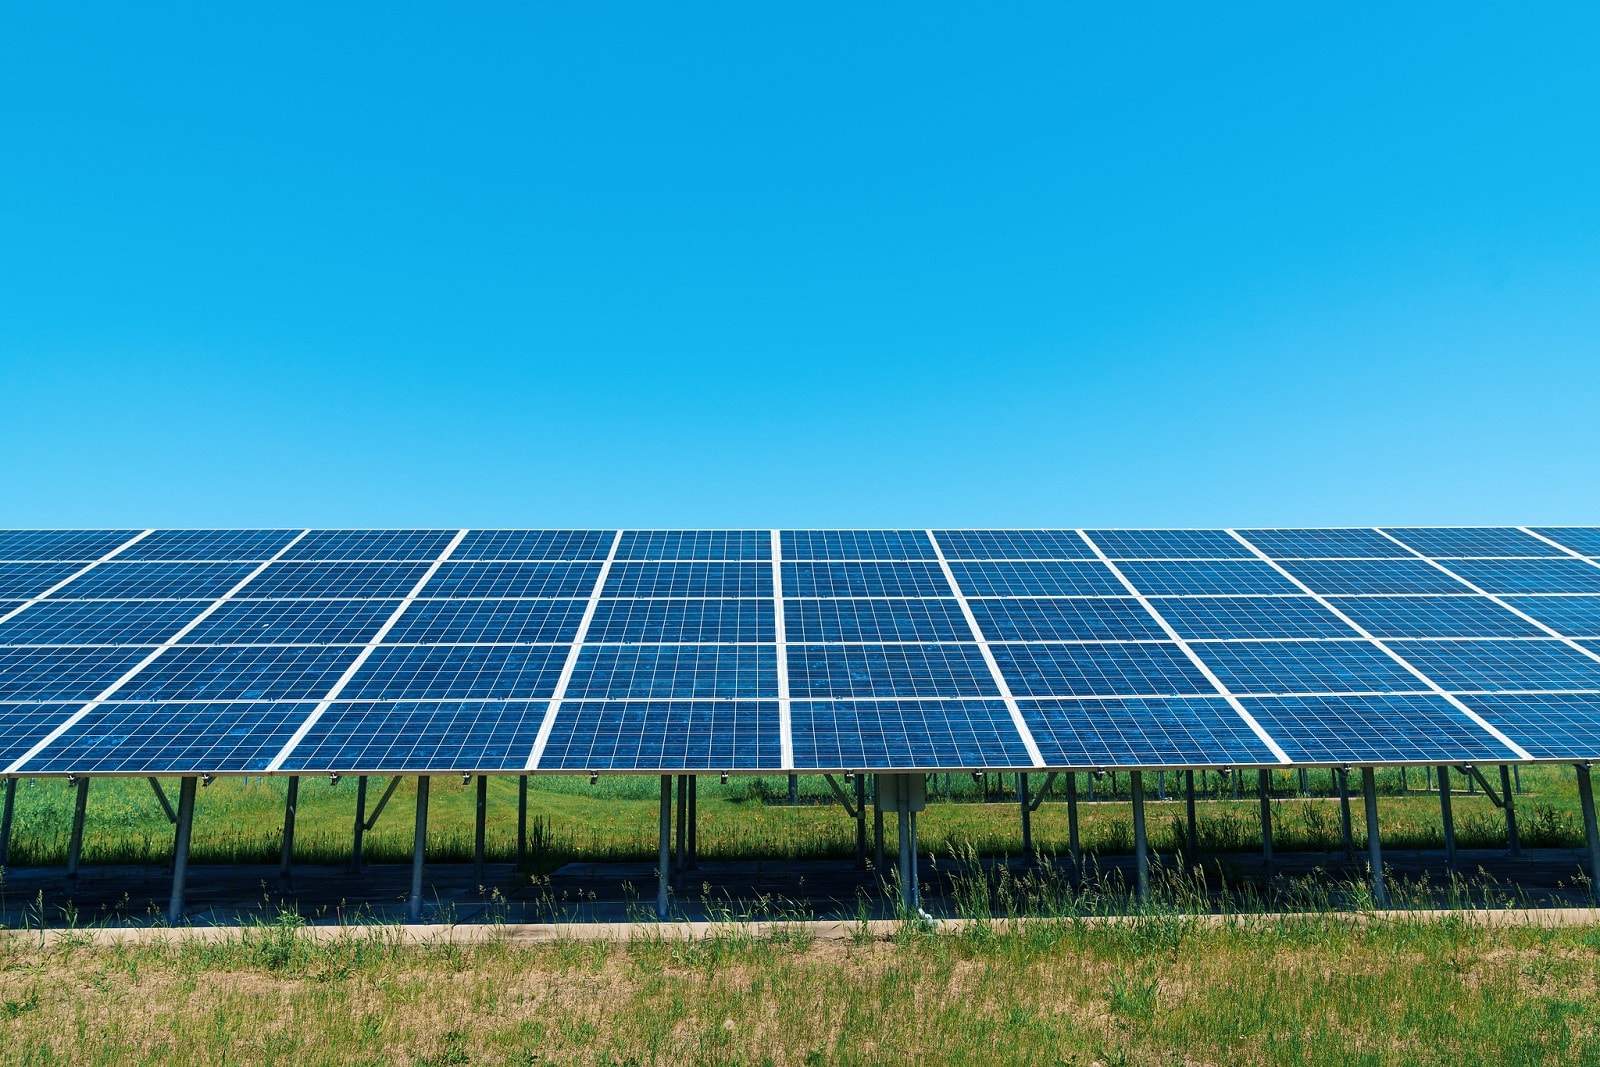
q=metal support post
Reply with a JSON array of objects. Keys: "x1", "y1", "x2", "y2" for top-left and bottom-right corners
[
  {"x1": 1232, "y1": 767, "x2": 1241, "y2": 800},
  {"x1": 657, "y1": 775, "x2": 671, "y2": 920},
  {"x1": 1576, "y1": 764, "x2": 1600, "y2": 902},
  {"x1": 1437, "y1": 765, "x2": 1456, "y2": 870},
  {"x1": 1019, "y1": 772, "x2": 1032, "y2": 862},
  {"x1": 1131, "y1": 771, "x2": 1149, "y2": 904},
  {"x1": 873, "y1": 776, "x2": 885, "y2": 871},
  {"x1": 0, "y1": 777, "x2": 15, "y2": 868},
  {"x1": 909, "y1": 809, "x2": 920, "y2": 908},
  {"x1": 167, "y1": 777, "x2": 197, "y2": 924},
  {"x1": 474, "y1": 774, "x2": 488, "y2": 878},
  {"x1": 516, "y1": 775, "x2": 528, "y2": 868},
  {"x1": 675, "y1": 774, "x2": 687, "y2": 878},
  {"x1": 351, "y1": 775, "x2": 368, "y2": 873},
  {"x1": 896, "y1": 783, "x2": 913, "y2": 911},
  {"x1": 688, "y1": 774, "x2": 698, "y2": 869},
  {"x1": 1157, "y1": 770, "x2": 1166, "y2": 800},
  {"x1": 278, "y1": 776, "x2": 299, "y2": 881},
  {"x1": 1500, "y1": 765, "x2": 1521, "y2": 856},
  {"x1": 1338, "y1": 767, "x2": 1355, "y2": 861},
  {"x1": 408, "y1": 777, "x2": 429, "y2": 922},
  {"x1": 66, "y1": 776, "x2": 90, "y2": 879},
  {"x1": 1258, "y1": 769, "x2": 1273, "y2": 877},
  {"x1": 1065, "y1": 772, "x2": 1081, "y2": 869},
  {"x1": 854, "y1": 773, "x2": 867, "y2": 868},
  {"x1": 1299, "y1": 767, "x2": 1309, "y2": 796},
  {"x1": 1184, "y1": 769, "x2": 1197, "y2": 862},
  {"x1": 1362, "y1": 767, "x2": 1386, "y2": 906},
  {"x1": 788, "y1": 773, "x2": 799, "y2": 805}
]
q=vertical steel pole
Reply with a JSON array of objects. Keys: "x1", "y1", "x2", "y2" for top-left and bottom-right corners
[
  {"x1": 788, "y1": 773, "x2": 799, "y2": 805},
  {"x1": 1184, "y1": 769, "x2": 1198, "y2": 863},
  {"x1": 1438, "y1": 765, "x2": 1456, "y2": 870},
  {"x1": 1338, "y1": 767, "x2": 1355, "y2": 860},
  {"x1": 351, "y1": 775, "x2": 368, "y2": 873},
  {"x1": 1299, "y1": 767, "x2": 1309, "y2": 796},
  {"x1": 657, "y1": 775, "x2": 671, "y2": 920},
  {"x1": 516, "y1": 775, "x2": 528, "y2": 868},
  {"x1": 896, "y1": 779, "x2": 913, "y2": 911},
  {"x1": 1131, "y1": 771, "x2": 1149, "y2": 904},
  {"x1": 854, "y1": 773, "x2": 867, "y2": 868},
  {"x1": 1066, "y1": 772, "x2": 1081, "y2": 869},
  {"x1": 278, "y1": 776, "x2": 299, "y2": 881},
  {"x1": 0, "y1": 777, "x2": 15, "y2": 868},
  {"x1": 675, "y1": 774, "x2": 687, "y2": 878},
  {"x1": 1575, "y1": 764, "x2": 1600, "y2": 903},
  {"x1": 1500, "y1": 765, "x2": 1521, "y2": 857},
  {"x1": 873, "y1": 775, "x2": 885, "y2": 871},
  {"x1": 409, "y1": 777, "x2": 429, "y2": 922},
  {"x1": 1019, "y1": 771, "x2": 1032, "y2": 862},
  {"x1": 66, "y1": 777, "x2": 90, "y2": 879},
  {"x1": 1257, "y1": 769, "x2": 1273, "y2": 877},
  {"x1": 1362, "y1": 767, "x2": 1386, "y2": 907},
  {"x1": 909, "y1": 809, "x2": 920, "y2": 910},
  {"x1": 474, "y1": 775, "x2": 488, "y2": 878},
  {"x1": 167, "y1": 777, "x2": 197, "y2": 924},
  {"x1": 687, "y1": 774, "x2": 698, "y2": 870},
  {"x1": 1232, "y1": 767, "x2": 1241, "y2": 800}
]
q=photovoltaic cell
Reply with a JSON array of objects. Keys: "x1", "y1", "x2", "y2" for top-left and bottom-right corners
[
  {"x1": 53, "y1": 562, "x2": 262, "y2": 601},
  {"x1": 603, "y1": 562, "x2": 771, "y2": 598},
  {"x1": 0, "y1": 703, "x2": 83, "y2": 767},
  {"x1": 0, "y1": 600, "x2": 204, "y2": 646},
  {"x1": 966, "y1": 598, "x2": 1167, "y2": 642},
  {"x1": 282, "y1": 700, "x2": 551, "y2": 772},
  {"x1": 0, "y1": 563, "x2": 114, "y2": 599},
  {"x1": 585, "y1": 599, "x2": 772, "y2": 643},
  {"x1": 563, "y1": 645, "x2": 777, "y2": 700},
  {"x1": 119, "y1": 529, "x2": 302, "y2": 561},
  {"x1": 1116, "y1": 559, "x2": 1303, "y2": 596},
  {"x1": 540, "y1": 700, "x2": 783, "y2": 770},
  {"x1": 947, "y1": 560, "x2": 1125, "y2": 597},
  {"x1": 1384, "y1": 639, "x2": 1600, "y2": 691},
  {"x1": 240, "y1": 561, "x2": 433, "y2": 599},
  {"x1": 0, "y1": 531, "x2": 143, "y2": 562},
  {"x1": 1325, "y1": 596, "x2": 1547, "y2": 638},
  {"x1": 1237, "y1": 528, "x2": 1413, "y2": 559},
  {"x1": 23, "y1": 701, "x2": 315, "y2": 773},
  {"x1": 283, "y1": 529, "x2": 459, "y2": 561},
  {"x1": 423, "y1": 561, "x2": 603, "y2": 599},
  {"x1": 618, "y1": 530, "x2": 770, "y2": 561},
  {"x1": 789, "y1": 644, "x2": 999, "y2": 698},
  {"x1": 932, "y1": 530, "x2": 1098, "y2": 560},
  {"x1": 0, "y1": 647, "x2": 152, "y2": 701},
  {"x1": 341, "y1": 646, "x2": 568, "y2": 700},
  {"x1": 117, "y1": 646, "x2": 362, "y2": 701},
  {"x1": 187, "y1": 599, "x2": 405, "y2": 645},
  {"x1": 1238, "y1": 694, "x2": 1518, "y2": 763},
  {"x1": 1019, "y1": 697, "x2": 1279, "y2": 766},
  {"x1": 1155, "y1": 597, "x2": 1356, "y2": 640},
  {"x1": 992, "y1": 643, "x2": 1212, "y2": 697},
  {"x1": 781, "y1": 561, "x2": 950, "y2": 598},
  {"x1": 781, "y1": 598, "x2": 969, "y2": 643},
  {"x1": 782, "y1": 530, "x2": 936, "y2": 561},
  {"x1": 386, "y1": 599, "x2": 589, "y2": 645},
  {"x1": 453, "y1": 530, "x2": 614, "y2": 561},
  {"x1": 1085, "y1": 529, "x2": 1254, "y2": 559},
  {"x1": 1501, "y1": 596, "x2": 1600, "y2": 638},
  {"x1": 1456, "y1": 693, "x2": 1600, "y2": 760},
  {"x1": 1381, "y1": 527, "x2": 1567, "y2": 559},
  {"x1": 1530, "y1": 528, "x2": 1600, "y2": 557},
  {"x1": 1276, "y1": 559, "x2": 1470, "y2": 595},
  {"x1": 1191, "y1": 640, "x2": 1423, "y2": 695},
  {"x1": 1439, "y1": 559, "x2": 1600, "y2": 595},
  {"x1": 789, "y1": 699, "x2": 1032, "y2": 769}
]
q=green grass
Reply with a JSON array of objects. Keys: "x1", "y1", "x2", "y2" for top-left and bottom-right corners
[
  {"x1": 0, "y1": 764, "x2": 1585, "y2": 872},
  {"x1": 0, "y1": 908, "x2": 1596, "y2": 1064}
]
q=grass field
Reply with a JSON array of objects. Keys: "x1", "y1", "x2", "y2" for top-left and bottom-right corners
[
  {"x1": 1, "y1": 911, "x2": 1597, "y2": 1065},
  {"x1": 1, "y1": 765, "x2": 1584, "y2": 873}
]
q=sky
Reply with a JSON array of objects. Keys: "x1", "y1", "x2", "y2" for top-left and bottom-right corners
[{"x1": 2, "y1": 4, "x2": 1598, "y2": 529}]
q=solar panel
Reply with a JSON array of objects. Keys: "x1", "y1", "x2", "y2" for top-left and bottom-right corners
[
  {"x1": 4, "y1": 527, "x2": 1600, "y2": 775},
  {"x1": 1530, "y1": 528, "x2": 1600, "y2": 556}
]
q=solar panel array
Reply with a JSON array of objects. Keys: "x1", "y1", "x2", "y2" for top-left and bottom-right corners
[{"x1": 2, "y1": 527, "x2": 1599, "y2": 775}]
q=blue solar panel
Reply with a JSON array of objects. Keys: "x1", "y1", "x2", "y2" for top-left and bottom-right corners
[
  {"x1": 789, "y1": 644, "x2": 999, "y2": 698},
  {"x1": 992, "y1": 643, "x2": 1212, "y2": 697},
  {"x1": 1385, "y1": 639, "x2": 1600, "y2": 691},
  {"x1": 585, "y1": 599, "x2": 772, "y2": 643},
  {"x1": 1236, "y1": 528, "x2": 1413, "y2": 559},
  {"x1": 57, "y1": 562, "x2": 262, "y2": 600},
  {"x1": 0, "y1": 647, "x2": 151, "y2": 700},
  {"x1": 603, "y1": 562, "x2": 771, "y2": 598},
  {"x1": 967, "y1": 598, "x2": 1167, "y2": 642},
  {"x1": 341, "y1": 645, "x2": 567, "y2": 700},
  {"x1": 239, "y1": 561, "x2": 433, "y2": 599},
  {"x1": 282, "y1": 700, "x2": 552, "y2": 772},
  {"x1": 1192, "y1": 640, "x2": 1423, "y2": 695},
  {"x1": 784, "y1": 598, "x2": 970, "y2": 642},
  {"x1": 1019, "y1": 696, "x2": 1278, "y2": 766},
  {"x1": 1456, "y1": 693, "x2": 1600, "y2": 760},
  {"x1": 1085, "y1": 529, "x2": 1254, "y2": 559},
  {"x1": 0, "y1": 703, "x2": 82, "y2": 767},
  {"x1": 22, "y1": 700, "x2": 316, "y2": 773},
  {"x1": 1277, "y1": 559, "x2": 1469, "y2": 595},
  {"x1": 117, "y1": 646, "x2": 361, "y2": 701},
  {"x1": 383, "y1": 598, "x2": 589, "y2": 645},
  {"x1": 0, "y1": 531, "x2": 144, "y2": 562},
  {"x1": 0, "y1": 600, "x2": 205, "y2": 646},
  {"x1": 1117, "y1": 559, "x2": 1304, "y2": 596},
  {"x1": 947, "y1": 560, "x2": 1125, "y2": 597},
  {"x1": 781, "y1": 561, "x2": 950, "y2": 598},
  {"x1": 188, "y1": 599, "x2": 404, "y2": 645},
  {"x1": 0, "y1": 563, "x2": 109, "y2": 599},
  {"x1": 564, "y1": 645, "x2": 777, "y2": 700},
  {"x1": 1326, "y1": 596, "x2": 1548, "y2": 638},
  {"x1": 1155, "y1": 597, "x2": 1356, "y2": 640},
  {"x1": 782, "y1": 530, "x2": 936, "y2": 561},
  {"x1": 618, "y1": 530, "x2": 769, "y2": 561},
  {"x1": 932, "y1": 529, "x2": 1099, "y2": 560},
  {"x1": 453, "y1": 529, "x2": 614, "y2": 561},
  {"x1": 540, "y1": 700, "x2": 783, "y2": 770},
  {"x1": 423, "y1": 561, "x2": 603, "y2": 599},
  {"x1": 1529, "y1": 528, "x2": 1600, "y2": 556},
  {"x1": 1381, "y1": 527, "x2": 1567, "y2": 558},
  {"x1": 283, "y1": 529, "x2": 459, "y2": 561},
  {"x1": 1238, "y1": 694, "x2": 1519, "y2": 763},
  {"x1": 119, "y1": 529, "x2": 302, "y2": 561},
  {"x1": 1442, "y1": 558, "x2": 1600, "y2": 595},
  {"x1": 790, "y1": 699, "x2": 1032, "y2": 769},
  {"x1": 1501, "y1": 596, "x2": 1600, "y2": 638}
]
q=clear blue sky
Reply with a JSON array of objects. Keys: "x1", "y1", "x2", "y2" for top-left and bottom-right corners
[{"x1": 3, "y1": 5, "x2": 1597, "y2": 529}]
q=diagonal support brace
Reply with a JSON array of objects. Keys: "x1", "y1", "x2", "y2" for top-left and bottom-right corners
[
  {"x1": 1028, "y1": 771, "x2": 1059, "y2": 812},
  {"x1": 364, "y1": 775, "x2": 405, "y2": 831},
  {"x1": 1458, "y1": 765, "x2": 1505, "y2": 808},
  {"x1": 823, "y1": 774, "x2": 857, "y2": 818},
  {"x1": 147, "y1": 777, "x2": 178, "y2": 824}
]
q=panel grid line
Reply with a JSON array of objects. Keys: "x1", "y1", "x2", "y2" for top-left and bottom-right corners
[
  {"x1": 264, "y1": 529, "x2": 470, "y2": 772},
  {"x1": 1519, "y1": 528, "x2": 1600, "y2": 570},
  {"x1": 1229, "y1": 529, "x2": 1533, "y2": 761},
  {"x1": 0, "y1": 530, "x2": 156, "y2": 626},
  {"x1": 5, "y1": 529, "x2": 313, "y2": 773},
  {"x1": 1077, "y1": 530, "x2": 1293, "y2": 764},
  {"x1": 526, "y1": 530, "x2": 625, "y2": 770},
  {"x1": 772, "y1": 529, "x2": 794, "y2": 769},
  {"x1": 926, "y1": 530, "x2": 1045, "y2": 768}
]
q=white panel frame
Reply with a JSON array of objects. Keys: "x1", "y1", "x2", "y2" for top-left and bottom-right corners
[
  {"x1": 0, "y1": 529, "x2": 155, "y2": 626},
  {"x1": 772, "y1": 529, "x2": 794, "y2": 770},
  {"x1": 526, "y1": 530, "x2": 624, "y2": 770}
]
